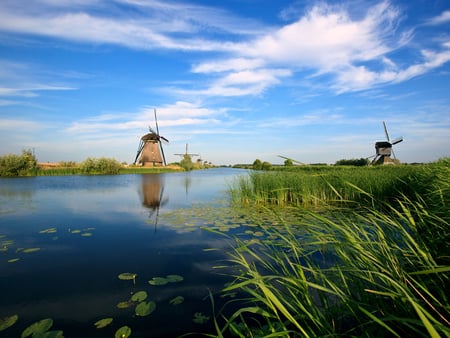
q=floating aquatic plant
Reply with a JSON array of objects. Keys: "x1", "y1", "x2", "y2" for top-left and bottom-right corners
[
  {"x1": 169, "y1": 296, "x2": 184, "y2": 305},
  {"x1": 148, "y1": 277, "x2": 168, "y2": 286},
  {"x1": 0, "y1": 314, "x2": 18, "y2": 331},
  {"x1": 149, "y1": 274, "x2": 184, "y2": 285},
  {"x1": 22, "y1": 248, "x2": 40, "y2": 253},
  {"x1": 131, "y1": 291, "x2": 147, "y2": 302},
  {"x1": 192, "y1": 312, "x2": 209, "y2": 324},
  {"x1": 135, "y1": 301, "x2": 156, "y2": 316},
  {"x1": 21, "y1": 318, "x2": 53, "y2": 337},
  {"x1": 115, "y1": 326, "x2": 131, "y2": 338},
  {"x1": 39, "y1": 228, "x2": 57, "y2": 234},
  {"x1": 94, "y1": 318, "x2": 113, "y2": 329},
  {"x1": 117, "y1": 300, "x2": 134, "y2": 309},
  {"x1": 118, "y1": 272, "x2": 137, "y2": 284},
  {"x1": 7, "y1": 258, "x2": 20, "y2": 263}
]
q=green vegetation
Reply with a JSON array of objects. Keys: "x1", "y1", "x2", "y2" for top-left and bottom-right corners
[
  {"x1": 252, "y1": 158, "x2": 272, "y2": 170},
  {"x1": 0, "y1": 151, "x2": 185, "y2": 176},
  {"x1": 210, "y1": 159, "x2": 449, "y2": 337},
  {"x1": 180, "y1": 154, "x2": 194, "y2": 171},
  {"x1": 335, "y1": 157, "x2": 370, "y2": 166},
  {"x1": 79, "y1": 157, "x2": 122, "y2": 174},
  {"x1": 0, "y1": 149, "x2": 37, "y2": 176},
  {"x1": 230, "y1": 164, "x2": 429, "y2": 208}
]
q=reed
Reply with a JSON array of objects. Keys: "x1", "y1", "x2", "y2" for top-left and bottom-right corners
[
  {"x1": 229, "y1": 165, "x2": 429, "y2": 208},
  {"x1": 212, "y1": 160, "x2": 449, "y2": 337}
]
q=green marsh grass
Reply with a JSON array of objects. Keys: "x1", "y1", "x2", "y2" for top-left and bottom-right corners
[
  {"x1": 210, "y1": 161, "x2": 449, "y2": 337},
  {"x1": 230, "y1": 165, "x2": 429, "y2": 208}
]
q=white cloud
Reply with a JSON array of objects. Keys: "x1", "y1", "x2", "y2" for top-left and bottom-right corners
[{"x1": 426, "y1": 10, "x2": 450, "y2": 25}]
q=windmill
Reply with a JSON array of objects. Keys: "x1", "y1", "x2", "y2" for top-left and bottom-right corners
[
  {"x1": 134, "y1": 109, "x2": 169, "y2": 166},
  {"x1": 174, "y1": 144, "x2": 199, "y2": 160},
  {"x1": 370, "y1": 121, "x2": 403, "y2": 165}
]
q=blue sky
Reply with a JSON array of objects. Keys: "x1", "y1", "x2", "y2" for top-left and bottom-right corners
[{"x1": 0, "y1": 0, "x2": 449, "y2": 165}]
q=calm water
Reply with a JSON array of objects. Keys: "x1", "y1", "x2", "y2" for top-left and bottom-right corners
[{"x1": 0, "y1": 168, "x2": 248, "y2": 337}]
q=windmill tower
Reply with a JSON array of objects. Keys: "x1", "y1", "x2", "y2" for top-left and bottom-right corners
[
  {"x1": 134, "y1": 109, "x2": 169, "y2": 166},
  {"x1": 370, "y1": 121, "x2": 403, "y2": 165}
]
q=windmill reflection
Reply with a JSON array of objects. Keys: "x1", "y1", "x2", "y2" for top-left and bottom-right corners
[{"x1": 140, "y1": 174, "x2": 168, "y2": 231}]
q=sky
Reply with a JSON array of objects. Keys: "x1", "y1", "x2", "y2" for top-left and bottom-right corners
[{"x1": 0, "y1": 0, "x2": 449, "y2": 165}]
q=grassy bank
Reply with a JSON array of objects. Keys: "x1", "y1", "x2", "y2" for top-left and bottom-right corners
[
  {"x1": 209, "y1": 160, "x2": 449, "y2": 337},
  {"x1": 229, "y1": 164, "x2": 436, "y2": 208}
]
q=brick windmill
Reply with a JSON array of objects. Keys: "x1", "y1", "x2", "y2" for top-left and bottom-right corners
[
  {"x1": 134, "y1": 109, "x2": 169, "y2": 166},
  {"x1": 370, "y1": 121, "x2": 403, "y2": 165}
]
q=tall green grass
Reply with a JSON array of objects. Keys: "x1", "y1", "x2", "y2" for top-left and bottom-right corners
[
  {"x1": 229, "y1": 165, "x2": 429, "y2": 208},
  {"x1": 210, "y1": 160, "x2": 449, "y2": 337}
]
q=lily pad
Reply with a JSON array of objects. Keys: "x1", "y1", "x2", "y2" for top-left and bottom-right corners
[
  {"x1": 33, "y1": 330, "x2": 63, "y2": 338},
  {"x1": 118, "y1": 272, "x2": 137, "y2": 281},
  {"x1": 131, "y1": 291, "x2": 147, "y2": 302},
  {"x1": 21, "y1": 318, "x2": 53, "y2": 338},
  {"x1": 117, "y1": 300, "x2": 134, "y2": 309},
  {"x1": 0, "y1": 314, "x2": 18, "y2": 331},
  {"x1": 135, "y1": 301, "x2": 156, "y2": 316},
  {"x1": 8, "y1": 258, "x2": 20, "y2": 263},
  {"x1": 23, "y1": 248, "x2": 41, "y2": 253},
  {"x1": 81, "y1": 232, "x2": 92, "y2": 237},
  {"x1": 169, "y1": 296, "x2": 184, "y2": 305},
  {"x1": 115, "y1": 325, "x2": 131, "y2": 338},
  {"x1": 39, "y1": 228, "x2": 57, "y2": 234},
  {"x1": 166, "y1": 274, "x2": 184, "y2": 283},
  {"x1": 148, "y1": 277, "x2": 168, "y2": 285},
  {"x1": 94, "y1": 318, "x2": 113, "y2": 329},
  {"x1": 192, "y1": 312, "x2": 210, "y2": 324}
]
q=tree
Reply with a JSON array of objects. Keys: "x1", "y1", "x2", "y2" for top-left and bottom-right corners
[
  {"x1": 335, "y1": 158, "x2": 369, "y2": 166},
  {"x1": 284, "y1": 158, "x2": 293, "y2": 166},
  {"x1": 180, "y1": 154, "x2": 194, "y2": 171},
  {"x1": 252, "y1": 159, "x2": 262, "y2": 170},
  {"x1": 0, "y1": 149, "x2": 38, "y2": 176},
  {"x1": 262, "y1": 161, "x2": 272, "y2": 170}
]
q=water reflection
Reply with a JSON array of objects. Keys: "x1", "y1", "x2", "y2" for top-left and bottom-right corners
[{"x1": 140, "y1": 174, "x2": 168, "y2": 229}]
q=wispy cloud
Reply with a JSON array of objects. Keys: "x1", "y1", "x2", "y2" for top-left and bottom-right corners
[
  {"x1": 1, "y1": 0, "x2": 449, "y2": 97},
  {"x1": 426, "y1": 10, "x2": 450, "y2": 25}
]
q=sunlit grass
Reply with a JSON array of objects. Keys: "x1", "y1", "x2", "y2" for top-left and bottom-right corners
[{"x1": 209, "y1": 159, "x2": 450, "y2": 337}]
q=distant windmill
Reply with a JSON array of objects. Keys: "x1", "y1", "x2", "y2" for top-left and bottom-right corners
[
  {"x1": 134, "y1": 109, "x2": 169, "y2": 166},
  {"x1": 370, "y1": 121, "x2": 403, "y2": 165},
  {"x1": 175, "y1": 143, "x2": 199, "y2": 159}
]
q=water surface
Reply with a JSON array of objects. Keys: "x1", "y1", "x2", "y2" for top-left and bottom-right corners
[{"x1": 0, "y1": 168, "x2": 247, "y2": 337}]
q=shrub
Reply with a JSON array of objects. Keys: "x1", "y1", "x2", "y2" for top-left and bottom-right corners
[
  {"x1": 0, "y1": 149, "x2": 37, "y2": 176},
  {"x1": 180, "y1": 155, "x2": 194, "y2": 171},
  {"x1": 335, "y1": 158, "x2": 369, "y2": 166},
  {"x1": 79, "y1": 157, "x2": 121, "y2": 174}
]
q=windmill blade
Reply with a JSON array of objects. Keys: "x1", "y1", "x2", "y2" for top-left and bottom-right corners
[
  {"x1": 154, "y1": 109, "x2": 160, "y2": 136},
  {"x1": 391, "y1": 148, "x2": 397, "y2": 160},
  {"x1": 383, "y1": 121, "x2": 390, "y2": 142},
  {"x1": 160, "y1": 135, "x2": 169, "y2": 143},
  {"x1": 159, "y1": 139, "x2": 167, "y2": 166},
  {"x1": 134, "y1": 140, "x2": 145, "y2": 164},
  {"x1": 278, "y1": 155, "x2": 304, "y2": 165},
  {"x1": 391, "y1": 136, "x2": 403, "y2": 145}
]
